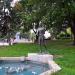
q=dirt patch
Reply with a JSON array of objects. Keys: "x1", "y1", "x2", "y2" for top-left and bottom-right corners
[{"x1": 54, "y1": 55, "x2": 63, "y2": 58}]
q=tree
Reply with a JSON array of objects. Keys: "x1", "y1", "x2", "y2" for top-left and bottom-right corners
[
  {"x1": 0, "y1": 0, "x2": 22, "y2": 45},
  {"x1": 19, "y1": 0, "x2": 75, "y2": 45},
  {"x1": 1, "y1": 0, "x2": 75, "y2": 44}
]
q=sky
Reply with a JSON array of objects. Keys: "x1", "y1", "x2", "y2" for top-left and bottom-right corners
[{"x1": 11, "y1": 0, "x2": 20, "y2": 7}]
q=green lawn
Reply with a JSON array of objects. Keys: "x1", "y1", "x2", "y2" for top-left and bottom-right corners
[{"x1": 0, "y1": 40, "x2": 75, "y2": 75}]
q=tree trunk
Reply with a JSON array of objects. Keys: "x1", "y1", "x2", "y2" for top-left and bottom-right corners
[
  {"x1": 34, "y1": 20, "x2": 39, "y2": 43},
  {"x1": 73, "y1": 34, "x2": 75, "y2": 45},
  {"x1": 7, "y1": 30, "x2": 11, "y2": 45},
  {"x1": 71, "y1": 20, "x2": 75, "y2": 45},
  {"x1": 71, "y1": 30, "x2": 75, "y2": 45},
  {"x1": 35, "y1": 35, "x2": 38, "y2": 43}
]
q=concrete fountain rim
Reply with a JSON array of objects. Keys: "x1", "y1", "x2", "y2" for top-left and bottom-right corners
[{"x1": 0, "y1": 53, "x2": 61, "y2": 75}]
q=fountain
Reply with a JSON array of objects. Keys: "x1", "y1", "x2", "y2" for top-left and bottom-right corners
[
  {"x1": 0, "y1": 53, "x2": 61, "y2": 75},
  {"x1": 0, "y1": 1, "x2": 61, "y2": 75},
  {"x1": 0, "y1": 57, "x2": 50, "y2": 75},
  {"x1": 14, "y1": 32, "x2": 21, "y2": 43},
  {"x1": 28, "y1": 21, "x2": 62, "y2": 75},
  {"x1": 6, "y1": 65, "x2": 30, "y2": 74}
]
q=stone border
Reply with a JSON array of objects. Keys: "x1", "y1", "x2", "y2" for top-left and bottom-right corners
[
  {"x1": 0, "y1": 53, "x2": 61, "y2": 75},
  {"x1": 27, "y1": 53, "x2": 61, "y2": 75},
  {"x1": 0, "y1": 56, "x2": 26, "y2": 62},
  {"x1": 40, "y1": 61, "x2": 61, "y2": 75}
]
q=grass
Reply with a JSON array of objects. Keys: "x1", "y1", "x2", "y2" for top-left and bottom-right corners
[{"x1": 0, "y1": 39, "x2": 75, "y2": 75}]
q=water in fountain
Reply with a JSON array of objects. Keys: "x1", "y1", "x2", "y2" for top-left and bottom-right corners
[{"x1": 0, "y1": 60, "x2": 50, "y2": 75}]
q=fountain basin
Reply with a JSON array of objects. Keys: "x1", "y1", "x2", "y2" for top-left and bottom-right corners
[{"x1": 0, "y1": 53, "x2": 61, "y2": 75}]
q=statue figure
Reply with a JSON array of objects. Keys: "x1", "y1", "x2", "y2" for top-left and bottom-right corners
[{"x1": 33, "y1": 22, "x2": 48, "y2": 53}]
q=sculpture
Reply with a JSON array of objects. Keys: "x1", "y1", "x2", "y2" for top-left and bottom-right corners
[{"x1": 33, "y1": 22, "x2": 48, "y2": 53}]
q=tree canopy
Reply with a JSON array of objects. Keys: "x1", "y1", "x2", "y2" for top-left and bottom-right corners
[
  {"x1": 1, "y1": 0, "x2": 75, "y2": 44},
  {"x1": 19, "y1": 0, "x2": 75, "y2": 29},
  {"x1": 18, "y1": 0, "x2": 75, "y2": 44}
]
